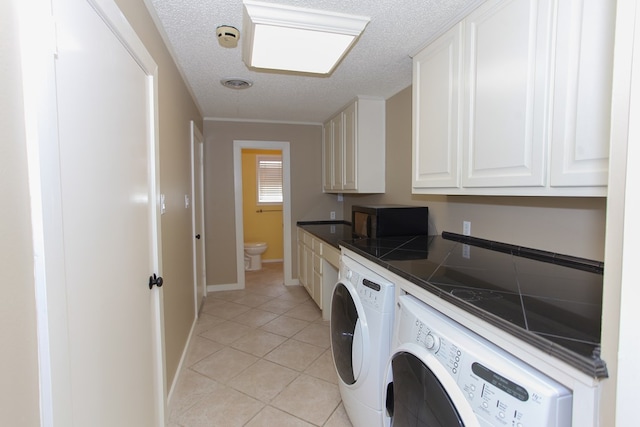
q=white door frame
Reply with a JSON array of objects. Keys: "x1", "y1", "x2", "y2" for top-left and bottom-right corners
[
  {"x1": 18, "y1": 0, "x2": 165, "y2": 424},
  {"x1": 233, "y1": 140, "x2": 294, "y2": 288},
  {"x1": 191, "y1": 121, "x2": 207, "y2": 314}
]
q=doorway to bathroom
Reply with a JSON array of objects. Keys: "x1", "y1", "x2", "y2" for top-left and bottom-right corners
[{"x1": 233, "y1": 140, "x2": 293, "y2": 289}]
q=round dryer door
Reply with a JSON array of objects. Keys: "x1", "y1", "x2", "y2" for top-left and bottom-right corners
[
  {"x1": 387, "y1": 351, "x2": 466, "y2": 427},
  {"x1": 331, "y1": 281, "x2": 367, "y2": 385},
  {"x1": 385, "y1": 349, "x2": 481, "y2": 427}
]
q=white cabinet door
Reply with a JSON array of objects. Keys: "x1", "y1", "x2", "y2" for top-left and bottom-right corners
[
  {"x1": 412, "y1": 23, "x2": 463, "y2": 189},
  {"x1": 462, "y1": 0, "x2": 552, "y2": 188},
  {"x1": 550, "y1": 0, "x2": 614, "y2": 188},
  {"x1": 331, "y1": 114, "x2": 344, "y2": 191},
  {"x1": 312, "y1": 251, "x2": 323, "y2": 308},
  {"x1": 297, "y1": 240, "x2": 307, "y2": 288},
  {"x1": 343, "y1": 102, "x2": 358, "y2": 190},
  {"x1": 322, "y1": 121, "x2": 333, "y2": 191},
  {"x1": 304, "y1": 243, "x2": 314, "y2": 295}
]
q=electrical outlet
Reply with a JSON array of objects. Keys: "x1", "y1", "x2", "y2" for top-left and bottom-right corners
[
  {"x1": 463, "y1": 221, "x2": 471, "y2": 236},
  {"x1": 330, "y1": 211, "x2": 336, "y2": 220},
  {"x1": 462, "y1": 244, "x2": 471, "y2": 259}
]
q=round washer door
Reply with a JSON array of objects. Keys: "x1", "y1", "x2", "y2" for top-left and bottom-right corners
[
  {"x1": 385, "y1": 345, "x2": 480, "y2": 427},
  {"x1": 331, "y1": 281, "x2": 369, "y2": 386}
]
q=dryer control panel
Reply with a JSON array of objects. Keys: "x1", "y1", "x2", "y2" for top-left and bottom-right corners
[{"x1": 395, "y1": 295, "x2": 572, "y2": 427}]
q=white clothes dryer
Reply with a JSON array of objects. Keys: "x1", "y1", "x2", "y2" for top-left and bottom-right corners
[
  {"x1": 331, "y1": 254, "x2": 395, "y2": 427},
  {"x1": 384, "y1": 294, "x2": 573, "y2": 427}
]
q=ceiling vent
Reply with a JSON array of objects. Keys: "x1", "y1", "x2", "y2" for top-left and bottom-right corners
[
  {"x1": 216, "y1": 25, "x2": 240, "y2": 48},
  {"x1": 220, "y1": 78, "x2": 253, "y2": 89}
]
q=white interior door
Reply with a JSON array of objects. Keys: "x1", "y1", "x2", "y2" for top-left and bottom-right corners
[
  {"x1": 51, "y1": 0, "x2": 164, "y2": 424},
  {"x1": 191, "y1": 121, "x2": 207, "y2": 313}
]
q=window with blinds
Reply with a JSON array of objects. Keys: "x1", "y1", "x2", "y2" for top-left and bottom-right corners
[{"x1": 257, "y1": 155, "x2": 283, "y2": 204}]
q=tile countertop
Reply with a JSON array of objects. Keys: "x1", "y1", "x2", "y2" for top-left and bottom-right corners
[
  {"x1": 297, "y1": 221, "x2": 353, "y2": 249},
  {"x1": 340, "y1": 232, "x2": 607, "y2": 379},
  {"x1": 296, "y1": 221, "x2": 606, "y2": 379}
]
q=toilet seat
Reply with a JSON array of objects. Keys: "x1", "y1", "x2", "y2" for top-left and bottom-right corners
[{"x1": 245, "y1": 242, "x2": 267, "y2": 248}]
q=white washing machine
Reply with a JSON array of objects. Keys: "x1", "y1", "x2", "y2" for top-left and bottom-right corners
[
  {"x1": 384, "y1": 295, "x2": 572, "y2": 427},
  {"x1": 331, "y1": 254, "x2": 395, "y2": 427}
]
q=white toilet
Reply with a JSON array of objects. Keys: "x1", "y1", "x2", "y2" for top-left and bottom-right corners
[{"x1": 244, "y1": 242, "x2": 268, "y2": 271}]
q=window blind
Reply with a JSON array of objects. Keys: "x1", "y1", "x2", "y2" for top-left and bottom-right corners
[{"x1": 257, "y1": 155, "x2": 283, "y2": 204}]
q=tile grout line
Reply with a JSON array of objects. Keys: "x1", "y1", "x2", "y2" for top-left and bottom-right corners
[{"x1": 169, "y1": 263, "x2": 351, "y2": 426}]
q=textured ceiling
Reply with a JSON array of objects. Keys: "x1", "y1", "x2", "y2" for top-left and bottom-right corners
[{"x1": 144, "y1": 0, "x2": 484, "y2": 123}]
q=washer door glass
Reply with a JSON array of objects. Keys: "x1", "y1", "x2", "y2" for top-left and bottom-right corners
[
  {"x1": 331, "y1": 282, "x2": 360, "y2": 385},
  {"x1": 388, "y1": 351, "x2": 464, "y2": 427}
]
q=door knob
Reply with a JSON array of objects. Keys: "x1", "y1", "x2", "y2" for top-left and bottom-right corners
[
  {"x1": 195, "y1": 234, "x2": 201, "y2": 239},
  {"x1": 149, "y1": 273, "x2": 164, "y2": 289}
]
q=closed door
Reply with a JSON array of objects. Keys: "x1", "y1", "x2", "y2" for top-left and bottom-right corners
[
  {"x1": 192, "y1": 121, "x2": 207, "y2": 314},
  {"x1": 53, "y1": 0, "x2": 163, "y2": 424}
]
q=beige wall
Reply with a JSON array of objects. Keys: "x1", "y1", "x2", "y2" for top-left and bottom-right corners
[
  {"x1": 204, "y1": 120, "x2": 341, "y2": 285},
  {"x1": 342, "y1": 86, "x2": 607, "y2": 261},
  {"x1": 114, "y1": 0, "x2": 203, "y2": 388},
  {"x1": 0, "y1": 0, "x2": 41, "y2": 424}
]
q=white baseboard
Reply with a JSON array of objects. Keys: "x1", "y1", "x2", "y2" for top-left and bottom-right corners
[
  {"x1": 166, "y1": 315, "x2": 197, "y2": 406},
  {"x1": 206, "y1": 283, "x2": 242, "y2": 293}
]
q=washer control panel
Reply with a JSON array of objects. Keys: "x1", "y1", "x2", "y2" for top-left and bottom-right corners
[
  {"x1": 396, "y1": 295, "x2": 572, "y2": 427},
  {"x1": 341, "y1": 255, "x2": 395, "y2": 313}
]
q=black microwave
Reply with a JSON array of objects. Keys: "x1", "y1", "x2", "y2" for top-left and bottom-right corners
[{"x1": 351, "y1": 205, "x2": 429, "y2": 239}]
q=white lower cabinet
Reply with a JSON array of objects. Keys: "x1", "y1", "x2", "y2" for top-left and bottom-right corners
[
  {"x1": 297, "y1": 228, "x2": 340, "y2": 320},
  {"x1": 412, "y1": 0, "x2": 614, "y2": 196}
]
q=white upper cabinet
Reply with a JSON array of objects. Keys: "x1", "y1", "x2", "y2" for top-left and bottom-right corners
[
  {"x1": 412, "y1": 0, "x2": 614, "y2": 196},
  {"x1": 323, "y1": 97, "x2": 385, "y2": 193},
  {"x1": 462, "y1": 0, "x2": 551, "y2": 188},
  {"x1": 412, "y1": 23, "x2": 463, "y2": 189},
  {"x1": 322, "y1": 120, "x2": 333, "y2": 191},
  {"x1": 550, "y1": 0, "x2": 614, "y2": 188}
]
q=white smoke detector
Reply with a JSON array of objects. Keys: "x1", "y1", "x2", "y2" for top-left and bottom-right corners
[{"x1": 216, "y1": 25, "x2": 240, "y2": 48}]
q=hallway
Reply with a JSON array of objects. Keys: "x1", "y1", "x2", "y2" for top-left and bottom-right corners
[{"x1": 168, "y1": 263, "x2": 353, "y2": 426}]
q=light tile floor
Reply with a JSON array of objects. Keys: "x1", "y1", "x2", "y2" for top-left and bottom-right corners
[{"x1": 168, "y1": 262, "x2": 354, "y2": 427}]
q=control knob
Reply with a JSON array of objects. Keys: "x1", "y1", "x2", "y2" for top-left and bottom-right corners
[{"x1": 423, "y1": 332, "x2": 440, "y2": 352}]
